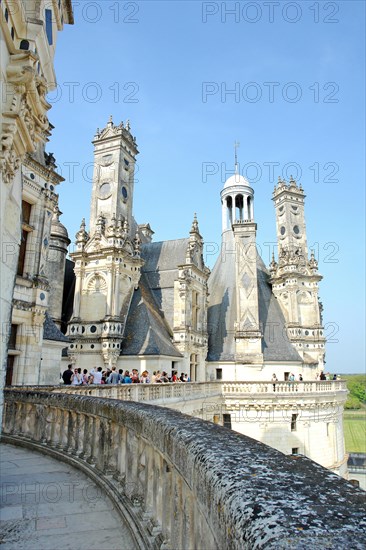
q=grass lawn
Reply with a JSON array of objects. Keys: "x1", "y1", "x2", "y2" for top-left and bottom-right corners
[{"x1": 343, "y1": 409, "x2": 366, "y2": 453}]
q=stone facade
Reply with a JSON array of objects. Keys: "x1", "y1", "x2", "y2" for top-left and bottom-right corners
[
  {"x1": 0, "y1": 0, "x2": 73, "y2": 407},
  {"x1": 9, "y1": 153, "x2": 69, "y2": 386},
  {"x1": 66, "y1": 118, "x2": 209, "y2": 376},
  {"x1": 269, "y1": 177, "x2": 326, "y2": 367},
  {"x1": 3, "y1": 388, "x2": 366, "y2": 549}
]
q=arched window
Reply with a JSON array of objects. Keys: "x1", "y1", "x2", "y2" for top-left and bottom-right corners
[
  {"x1": 19, "y1": 40, "x2": 29, "y2": 50},
  {"x1": 247, "y1": 196, "x2": 252, "y2": 220},
  {"x1": 192, "y1": 291, "x2": 199, "y2": 330},
  {"x1": 235, "y1": 194, "x2": 243, "y2": 222},
  {"x1": 190, "y1": 354, "x2": 198, "y2": 382},
  {"x1": 226, "y1": 196, "x2": 233, "y2": 228}
]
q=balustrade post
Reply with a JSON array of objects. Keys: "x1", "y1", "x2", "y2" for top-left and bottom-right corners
[
  {"x1": 144, "y1": 446, "x2": 155, "y2": 519},
  {"x1": 125, "y1": 429, "x2": 139, "y2": 500},
  {"x1": 74, "y1": 413, "x2": 85, "y2": 457},
  {"x1": 170, "y1": 472, "x2": 183, "y2": 549},
  {"x1": 59, "y1": 409, "x2": 70, "y2": 450},
  {"x1": 14, "y1": 402, "x2": 25, "y2": 436},
  {"x1": 86, "y1": 416, "x2": 97, "y2": 465},
  {"x1": 35, "y1": 403, "x2": 46, "y2": 442},
  {"x1": 66, "y1": 411, "x2": 77, "y2": 453},
  {"x1": 104, "y1": 421, "x2": 119, "y2": 476},
  {"x1": 52, "y1": 408, "x2": 63, "y2": 448},
  {"x1": 3, "y1": 400, "x2": 16, "y2": 434},
  {"x1": 181, "y1": 490, "x2": 195, "y2": 550},
  {"x1": 78, "y1": 414, "x2": 90, "y2": 460},
  {"x1": 42, "y1": 406, "x2": 52, "y2": 445},
  {"x1": 23, "y1": 403, "x2": 35, "y2": 439},
  {"x1": 114, "y1": 425, "x2": 127, "y2": 484},
  {"x1": 161, "y1": 459, "x2": 173, "y2": 543}
]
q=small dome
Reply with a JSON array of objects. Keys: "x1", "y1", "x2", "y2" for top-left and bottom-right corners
[
  {"x1": 50, "y1": 207, "x2": 69, "y2": 241},
  {"x1": 51, "y1": 218, "x2": 69, "y2": 240},
  {"x1": 223, "y1": 173, "x2": 250, "y2": 189}
]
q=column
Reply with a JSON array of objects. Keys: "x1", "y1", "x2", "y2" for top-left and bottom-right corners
[
  {"x1": 221, "y1": 200, "x2": 227, "y2": 232},
  {"x1": 113, "y1": 270, "x2": 120, "y2": 317},
  {"x1": 73, "y1": 269, "x2": 83, "y2": 318},
  {"x1": 244, "y1": 194, "x2": 249, "y2": 220},
  {"x1": 106, "y1": 269, "x2": 114, "y2": 316}
]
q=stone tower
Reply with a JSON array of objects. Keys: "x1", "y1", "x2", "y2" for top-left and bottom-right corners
[
  {"x1": 220, "y1": 170, "x2": 263, "y2": 364},
  {"x1": 67, "y1": 117, "x2": 143, "y2": 369},
  {"x1": 172, "y1": 215, "x2": 210, "y2": 381},
  {"x1": 90, "y1": 116, "x2": 138, "y2": 235},
  {"x1": 269, "y1": 177, "x2": 325, "y2": 367},
  {"x1": 47, "y1": 206, "x2": 71, "y2": 328}
]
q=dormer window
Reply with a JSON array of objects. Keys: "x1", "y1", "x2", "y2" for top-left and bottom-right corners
[{"x1": 45, "y1": 9, "x2": 53, "y2": 45}]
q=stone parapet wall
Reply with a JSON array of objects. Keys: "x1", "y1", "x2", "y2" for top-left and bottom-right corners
[
  {"x1": 2, "y1": 389, "x2": 365, "y2": 550},
  {"x1": 8, "y1": 379, "x2": 347, "y2": 397}
]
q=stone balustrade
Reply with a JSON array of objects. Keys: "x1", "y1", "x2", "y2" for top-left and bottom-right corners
[
  {"x1": 2, "y1": 388, "x2": 365, "y2": 549},
  {"x1": 12, "y1": 380, "x2": 347, "y2": 400},
  {"x1": 222, "y1": 380, "x2": 347, "y2": 394}
]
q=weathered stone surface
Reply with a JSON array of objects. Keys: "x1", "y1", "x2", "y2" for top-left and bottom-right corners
[
  {"x1": 2, "y1": 389, "x2": 366, "y2": 550},
  {"x1": 0, "y1": 443, "x2": 136, "y2": 549}
]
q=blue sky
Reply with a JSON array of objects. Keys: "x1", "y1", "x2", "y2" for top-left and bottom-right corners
[{"x1": 49, "y1": 1, "x2": 365, "y2": 374}]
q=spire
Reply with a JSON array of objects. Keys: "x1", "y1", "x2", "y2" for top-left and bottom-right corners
[
  {"x1": 52, "y1": 204, "x2": 62, "y2": 221},
  {"x1": 75, "y1": 218, "x2": 88, "y2": 245},
  {"x1": 190, "y1": 212, "x2": 199, "y2": 234},
  {"x1": 234, "y1": 140, "x2": 240, "y2": 175}
]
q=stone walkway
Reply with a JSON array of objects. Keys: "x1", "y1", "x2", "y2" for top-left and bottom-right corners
[{"x1": 0, "y1": 443, "x2": 137, "y2": 549}]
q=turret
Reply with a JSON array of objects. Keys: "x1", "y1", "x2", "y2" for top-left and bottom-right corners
[
  {"x1": 220, "y1": 160, "x2": 263, "y2": 364},
  {"x1": 89, "y1": 115, "x2": 138, "y2": 236},
  {"x1": 46, "y1": 206, "x2": 70, "y2": 328},
  {"x1": 270, "y1": 178, "x2": 325, "y2": 368}
]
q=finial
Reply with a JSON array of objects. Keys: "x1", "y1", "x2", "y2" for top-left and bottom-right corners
[
  {"x1": 53, "y1": 204, "x2": 62, "y2": 220},
  {"x1": 108, "y1": 115, "x2": 113, "y2": 124},
  {"x1": 134, "y1": 230, "x2": 141, "y2": 255},
  {"x1": 234, "y1": 140, "x2": 240, "y2": 174},
  {"x1": 191, "y1": 212, "x2": 199, "y2": 232},
  {"x1": 75, "y1": 218, "x2": 88, "y2": 243}
]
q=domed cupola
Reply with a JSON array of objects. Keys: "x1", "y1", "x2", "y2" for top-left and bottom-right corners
[
  {"x1": 221, "y1": 170, "x2": 254, "y2": 232},
  {"x1": 221, "y1": 160, "x2": 255, "y2": 233},
  {"x1": 50, "y1": 206, "x2": 70, "y2": 243}
]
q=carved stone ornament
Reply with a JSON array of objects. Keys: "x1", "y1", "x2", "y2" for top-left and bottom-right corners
[{"x1": 1, "y1": 52, "x2": 51, "y2": 184}]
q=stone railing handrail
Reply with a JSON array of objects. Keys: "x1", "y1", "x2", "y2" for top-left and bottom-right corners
[
  {"x1": 222, "y1": 379, "x2": 347, "y2": 395},
  {"x1": 9, "y1": 380, "x2": 347, "y2": 403},
  {"x1": 2, "y1": 389, "x2": 365, "y2": 550}
]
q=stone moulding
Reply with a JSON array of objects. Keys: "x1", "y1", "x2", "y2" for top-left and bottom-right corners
[{"x1": 2, "y1": 389, "x2": 366, "y2": 550}]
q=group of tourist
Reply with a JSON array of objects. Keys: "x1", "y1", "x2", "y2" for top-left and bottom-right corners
[
  {"x1": 271, "y1": 371, "x2": 338, "y2": 391},
  {"x1": 61, "y1": 365, "x2": 190, "y2": 386}
]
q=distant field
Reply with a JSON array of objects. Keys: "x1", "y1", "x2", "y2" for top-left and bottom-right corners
[{"x1": 343, "y1": 409, "x2": 366, "y2": 453}]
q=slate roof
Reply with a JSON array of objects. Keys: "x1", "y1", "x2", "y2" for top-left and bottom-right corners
[
  {"x1": 207, "y1": 241, "x2": 301, "y2": 363},
  {"x1": 140, "y1": 239, "x2": 189, "y2": 329},
  {"x1": 120, "y1": 272, "x2": 182, "y2": 357},
  {"x1": 120, "y1": 239, "x2": 189, "y2": 357},
  {"x1": 43, "y1": 312, "x2": 70, "y2": 343}
]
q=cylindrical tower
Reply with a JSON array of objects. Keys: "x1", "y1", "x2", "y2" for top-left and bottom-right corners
[
  {"x1": 47, "y1": 206, "x2": 70, "y2": 328},
  {"x1": 220, "y1": 173, "x2": 254, "y2": 234}
]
